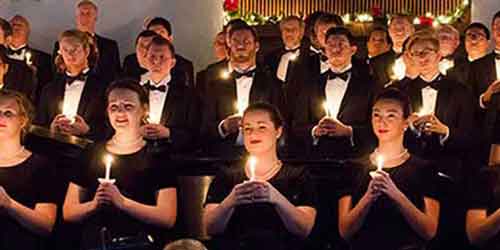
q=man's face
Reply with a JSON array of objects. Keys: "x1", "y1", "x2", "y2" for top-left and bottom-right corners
[
  {"x1": 149, "y1": 25, "x2": 172, "y2": 42},
  {"x1": 389, "y1": 17, "x2": 413, "y2": 45},
  {"x1": 410, "y1": 41, "x2": 441, "y2": 77},
  {"x1": 280, "y1": 20, "x2": 304, "y2": 49},
  {"x1": 315, "y1": 22, "x2": 337, "y2": 49},
  {"x1": 493, "y1": 18, "x2": 500, "y2": 47},
  {"x1": 147, "y1": 44, "x2": 176, "y2": 75},
  {"x1": 10, "y1": 17, "x2": 29, "y2": 44},
  {"x1": 229, "y1": 30, "x2": 259, "y2": 64},
  {"x1": 75, "y1": 4, "x2": 97, "y2": 32},
  {"x1": 438, "y1": 30, "x2": 459, "y2": 56},
  {"x1": 325, "y1": 34, "x2": 356, "y2": 68},
  {"x1": 136, "y1": 36, "x2": 154, "y2": 69},
  {"x1": 367, "y1": 30, "x2": 390, "y2": 57},
  {"x1": 465, "y1": 27, "x2": 489, "y2": 59},
  {"x1": 213, "y1": 33, "x2": 228, "y2": 61}
]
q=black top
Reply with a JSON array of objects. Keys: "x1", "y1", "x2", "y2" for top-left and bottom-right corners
[
  {"x1": 70, "y1": 142, "x2": 177, "y2": 249},
  {"x1": 466, "y1": 167, "x2": 500, "y2": 250},
  {"x1": 3, "y1": 59, "x2": 37, "y2": 103},
  {"x1": 339, "y1": 155, "x2": 438, "y2": 250},
  {"x1": 205, "y1": 163, "x2": 316, "y2": 250},
  {"x1": 0, "y1": 153, "x2": 59, "y2": 250}
]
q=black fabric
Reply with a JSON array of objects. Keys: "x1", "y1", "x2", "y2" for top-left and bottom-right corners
[
  {"x1": 0, "y1": 153, "x2": 59, "y2": 250},
  {"x1": 205, "y1": 163, "x2": 316, "y2": 250},
  {"x1": 122, "y1": 53, "x2": 148, "y2": 80},
  {"x1": 70, "y1": 142, "x2": 177, "y2": 250},
  {"x1": 369, "y1": 50, "x2": 400, "y2": 88},
  {"x1": 340, "y1": 155, "x2": 438, "y2": 250},
  {"x1": 2, "y1": 59, "x2": 37, "y2": 103}
]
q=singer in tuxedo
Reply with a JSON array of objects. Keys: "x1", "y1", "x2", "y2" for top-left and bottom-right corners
[
  {"x1": 0, "y1": 46, "x2": 37, "y2": 103},
  {"x1": 147, "y1": 17, "x2": 194, "y2": 89},
  {"x1": 139, "y1": 35, "x2": 198, "y2": 153},
  {"x1": 36, "y1": 30, "x2": 106, "y2": 141},
  {"x1": 200, "y1": 25, "x2": 285, "y2": 158},
  {"x1": 52, "y1": 0, "x2": 121, "y2": 86},
  {"x1": 370, "y1": 14, "x2": 415, "y2": 88},
  {"x1": 436, "y1": 24, "x2": 469, "y2": 86},
  {"x1": 122, "y1": 30, "x2": 157, "y2": 81},
  {"x1": 7, "y1": 15, "x2": 53, "y2": 104},
  {"x1": 291, "y1": 27, "x2": 376, "y2": 160}
]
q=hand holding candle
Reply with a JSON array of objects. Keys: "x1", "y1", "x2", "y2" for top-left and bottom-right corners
[
  {"x1": 376, "y1": 154, "x2": 384, "y2": 172},
  {"x1": 391, "y1": 57, "x2": 406, "y2": 81}
]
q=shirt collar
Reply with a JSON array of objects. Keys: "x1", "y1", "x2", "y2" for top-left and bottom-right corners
[
  {"x1": 149, "y1": 74, "x2": 171, "y2": 86},
  {"x1": 330, "y1": 63, "x2": 352, "y2": 74},
  {"x1": 9, "y1": 44, "x2": 27, "y2": 51},
  {"x1": 228, "y1": 62, "x2": 256, "y2": 74},
  {"x1": 66, "y1": 67, "x2": 90, "y2": 77},
  {"x1": 421, "y1": 72, "x2": 441, "y2": 83}
]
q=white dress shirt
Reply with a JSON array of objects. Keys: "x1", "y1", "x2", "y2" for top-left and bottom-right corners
[
  {"x1": 7, "y1": 44, "x2": 27, "y2": 61},
  {"x1": 276, "y1": 47, "x2": 300, "y2": 82},
  {"x1": 140, "y1": 73, "x2": 171, "y2": 124},
  {"x1": 62, "y1": 69, "x2": 90, "y2": 120},
  {"x1": 418, "y1": 73, "x2": 449, "y2": 145}
]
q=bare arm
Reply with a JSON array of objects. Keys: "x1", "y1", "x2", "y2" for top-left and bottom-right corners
[{"x1": 466, "y1": 208, "x2": 500, "y2": 246}]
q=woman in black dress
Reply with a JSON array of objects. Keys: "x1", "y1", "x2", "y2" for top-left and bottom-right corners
[
  {"x1": 63, "y1": 79, "x2": 177, "y2": 250},
  {"x1": 203, "y1": 102, "x2": 317, "y2": 250},
  {"x1": 0, "y1": 89, "x2": 58, "y2": 249},
  {"x1": 338, "y1": 88, "x2": 440, "y2": 250}
]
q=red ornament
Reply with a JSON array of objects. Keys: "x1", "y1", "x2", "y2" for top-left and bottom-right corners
[
  {"x1": 371, "y1": 5, "x2": 382, "y2": 17},
  {"x1": 419, "y1": 16, "x2": 434, "y2": 26},
  {"x1": 224, "y1": 0, "x2": 239, "y2": 12}
]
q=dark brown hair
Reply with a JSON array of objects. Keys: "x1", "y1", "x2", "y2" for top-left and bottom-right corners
[
  {"x1": 55, "y1": 29, "x2": 99, "y2": 73},
  {"x1": 243, "y1": 102, "x2": 284, "y2": 129},
  {"x1": 373, "y1": 87, "x2": 412, "y2": 118}
]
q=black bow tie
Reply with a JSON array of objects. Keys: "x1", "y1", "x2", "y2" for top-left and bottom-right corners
[
  {"x1": 146, "y1": 82, "x2": 167, "y2": 92},
  {"x1": 232, "y1": 69, "x2": 256, "y2": 79},
  {"x1": 8, "y1": 46, "x2": 26, "y2": 56},
  {"x1": 418, "y1": 75, "x2": 442, "y2": 90},
  {"x1": 65, "y1": 71, "x2": 88, "y2": 85},
  {"x1": 325, "y1": 69, "x2": 351, "y2": 82},
  {"x1": 320, "y1": 54, "x2": 328, "y2": 62},
  {"x1": 495, "y1": 52, "x2": 500, "y2": 60}
]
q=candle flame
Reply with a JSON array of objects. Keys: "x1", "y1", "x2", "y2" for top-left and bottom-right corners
[
  {"x1": 25, "y1": 51, "x2": 32, "y2": 66},
  {"x1": 391, "y1": 58, "x2": 406, "y2": 81},
  {"x1": 289, "y1": 53, "x2": 298, "y2": 61},
  {"x1": 221, "y1": 69, "x2": 231, "y2": 79},
  {"x1": 376, "y1": 154, "x2": 384, "y2": 171},
  {"x1": 248, "y1": 156, "x2": 257, "y2": 181},
  {"x1": 104, "y1": 154, "x2": 113, "y2": 168},
  {"x1": 323, "y1": 101, "x2": 330, "y2": 117}
]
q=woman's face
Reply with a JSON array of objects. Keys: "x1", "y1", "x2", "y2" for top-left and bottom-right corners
[
  {"x1": 107, "y1": 88, "x2": 146, "y2": 132},
  {"x1": 0, "y1": 97, "x2": 26, "y2": 140},
  {"x1": 242, "y1": 110, "x2": 282, "y2": 155},
  {"x1": 372, "y1": 99, "x2": 408, "y2": 143},
  {"x1": 59, "y1": 37, "x2": 90, "y2": 69}
]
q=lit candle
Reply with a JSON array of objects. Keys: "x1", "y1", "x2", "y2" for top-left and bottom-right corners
[
  {"x1": 438, "y1": 59, "x2": 454, "y2": 75},
  {"x1": 248, "y1": 156, "x2": 257, "y2": 181},
  {"x1": 323, "y1": 101, "x2": 331, "y2": 118},
  {"x1": 25, "y1": 51, "x2": 32, "y2": 66},
  {"x1": 147, "y1": 110, "x2": 161, "y2": 124},
  {"x1": 103, "y1": 154, "x2": 113, "y2": 181},
  {"x1": 376, "y1": 154, "x2": 384, "y2": 172},
  {"x1": 221, "y1": 69, "x2": 231, "y2": 79},
  {"x1": 289, "y1": 52, "x2": 298, "y2": 62},
  {"x1": 61, "y1": 100, "x2": 76, "y2": 124},
  {"x1": 391, "y1": 57, "x2": 406, "y2": 81}
]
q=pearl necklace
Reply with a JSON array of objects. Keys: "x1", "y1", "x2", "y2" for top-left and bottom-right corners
[
  {"x1": 246, "y1": 160, "x2": 283, "y2": 181},
  {"x1": 371, "y1": 148, "x2": 409, "y2": 166},
  {"x1": 111, "y1": 136, "x2": 144, "y2": 147}
]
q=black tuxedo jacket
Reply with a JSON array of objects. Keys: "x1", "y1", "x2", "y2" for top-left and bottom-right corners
[
  {"x1": 53, "y1": 34, "x2": 121, "y2": 86},
  {"x1": 445, "y1": 52, "x2": 470, "y2": 87},
  {"x1": 3, "y1": 59, "x2": 37, "y2": 102},
  {"x1": 200, "y1": 62, "x2": 285, "y2": 157},
  {"x1": 122, "y1": 53, "x2": 147, "y2": 80},
  {"x1": 370, "y1": 50, "x2": 400, "y2": 88},
  {"x1": 291, "y1": 66, "x2": 376, "y2": 159},
  {"x1": 35, "y1": 72, "x2": 107, "y2": 141},
  {"x1": 469, "y1": 53, "x2": 498, "y2": 101},
  {"x1": 400, "y1": 76, "x2": 478, "y2": 178},
  {"x1": 141, "y1": 78, "x2": 199, "y2": 152}
]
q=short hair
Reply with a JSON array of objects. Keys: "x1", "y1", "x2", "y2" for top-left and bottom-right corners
[
  {"x1": 135, "y1": 30, "x2": 157, "y2": 46},
  {"x1": 493, "y1": 10, "x2": 500, "y2": 23},
  {"x1": 315, "y1": 13, "x2": 344, "y2": 29},
  {"x1": 407, "y1": 29, "x2": 440, "y2": 52},
  {"x1": 465, "y1": 22, "x2": 490, "y2": 40},
  {"x1": 369, "y1": 26, "x2": 392, "y2": 45},
  {"x1": 0, "y1": 89, "x2": 34, "y2": 141},
  {"x1": 280, "y1": 15, "x2": 305, "y2": 29},
  {"x1": 55, "y1": 29, "x2": 99, "y2": 73},
  {"x1": 10, "y1": 15, "x2": 31, "y2": 34},
  {"x1": 244, "y1": 102, "x2": 284, "y2": 129},
  {"x1": 389, "y1": 13, "x2": 413, "y2": 25},
  {"x1": 106, "y1": 78, "x2": 149, "y2": 108},
  {"x1": 325, "y1": 27, "x2": 355, "y2": 45},
  {"x1": 77, "y1": 0, "x2": 98, "y2": 11},
  {"x1": 228, "y1": 24, "x2": 258, "y2": 42},
  {"x1": 147, "y1": 17, "x2": 173, "y2": 36},
  {"x1": 164, "y1": 239, "x2": 208, "y2": 250},
  {"x1": 437, "y1": 24, "x2": 459, "y2": 40},
  {"x1": 223, "y1": 18, "x2": 248, "y2": 33},
  {"x1": 0, "y1": 17, "x2": 13, "y2": 38},
  {"x1": 149, "y1": 35, "x2": 176, "y2": 56},
  {"x1": 373, "y1": 87, "x2": 412, "y2": 118}
]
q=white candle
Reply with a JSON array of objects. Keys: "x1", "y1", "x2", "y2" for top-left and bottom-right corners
[
  {"x1": 248, "y1": 156, "x2": 257, "y2": 181},
  {"x1": 25, "y1": 51, "x2": 32, "y2": 66},
  {"x1": 104, "y1": 154, "x2": 113, "y2": 181},
  {"x1": 391, "y1": 57, "x2": 406, "y2": 81},
  {"x1": 235, "y1": 101, "x2": 247, "y2": 116},
  {"x1": 438, "y1": 59, "x2": 454, "y2": 75},
  {"x1": 323, "y1": 101, "x2": 331, "y2": 118},
  {"x1": 376, "y1": 154, "x2": 384, "y2": 172},
  {"x1": 61, "y1": 100, "x2": 76, "y2": 124}
]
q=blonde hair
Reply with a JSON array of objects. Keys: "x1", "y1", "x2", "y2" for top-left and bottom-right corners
[
  {"x1": 0, "y1": 89, "x2": 34, "y2": 141},
  {"x1": 55, "y1": 29, "x2": 98, "y2": 73},
  {"x1": 407, "y1": 29, "x2": 440, "y2": 52}
]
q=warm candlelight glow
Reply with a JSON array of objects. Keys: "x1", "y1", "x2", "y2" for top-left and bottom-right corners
[
  {"x1": 289, "y1": 52, "x2": 298, "y2": 62},
  {"x1": 376, "y1": 154, "x2": 384, "y2": 172},
  {"x1": 103, "y1": 154, "x2": 113, "y2": 181},
  {"x1": 323, "y1": 101, "x2": 331, "y2": 118},
  {"x1": 248, "y1": 156, "x2": 257, "y2": 181},
  {"x1": 25, "y1": 51, "x2": 32, "y2": 66},
  {"x1": 235, "y1": 101, "x2": 247, "y2": 116},
  {"x1": 439, "y1": 59, "x2": 454, "y2": 75},
  {"x1": 61, "y1": 100, "x2": 76, "y2": 124},
  {"x1": 221, "y1": 69, "x2": 231, "y2": 79},
  {"x1": 391, "y1": 57, "x2": 406, "y2": 81}
]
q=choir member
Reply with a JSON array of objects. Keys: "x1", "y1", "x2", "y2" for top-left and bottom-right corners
[
  {"x1": 203, "y1": 103, "x2": 316, "y2": 250},
  {"x1": 0, "y1": 18, "x2": 36, "y2": 102},
  {"x1": 465, "y1": 23, "x2": 491, "y2": 63},
  {"x1": 199, "y1": 24, "x2": 284, "y2": 158},
  {"x1": 8, "y1": 15, "x2": 53, "y2": 103},
  {"x1": 366, "y1": 26, "x2": 391, "y2": 63},
  {"x1": 147, "y1": 17, "x2": 195, "y2": 89},
  {"x1": 338, "y1": 87, "x2": 440, "y2": 250},
  {"x1": 0, "y1": 89, "x2": 59, "y2": 249},
  {"x1": 122, "y1": 30, "x2": 157, "y2": 80},
  {"x1": 437, "y1": 24, "x2": 469, "y2": 86},
  {"x1": 63, "y1": 79, "x2": 177, "y2": 249},
  {"x1": 213, "y1": 31, "x2": 229, "y2": 62},
  {"x1": 291, "y1": 27, "x2": 376, "y2": 159},
  {"x1": 139, "y1": 35, "x2": 198, "y2": 153},
  {"x1": 195, "y1": 31, "x2": 228, "y2": 97},
  {"x1": 311, "y1": 13, "x2": 344, "y2": 74},
  {"x1": 370, "y1": 14, "x2": 415, "y2": 87},
  {"x1": 304, "y1": 11, "x2": 328, "y2": 54},
  {"x1": 52, "y1": 0, "x2": 121, "y2": 86},
  {"x1": 36, "y1": 29, "x2": 106, "y2": 140}
]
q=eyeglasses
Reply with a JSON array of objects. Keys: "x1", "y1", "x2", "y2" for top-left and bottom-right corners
[
  {"x1": 465, "y1": 32, "x2": 487, "y2": 41},
  {"x1": 410, "y1": 48, "x2": 438, "y2": 58}
]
